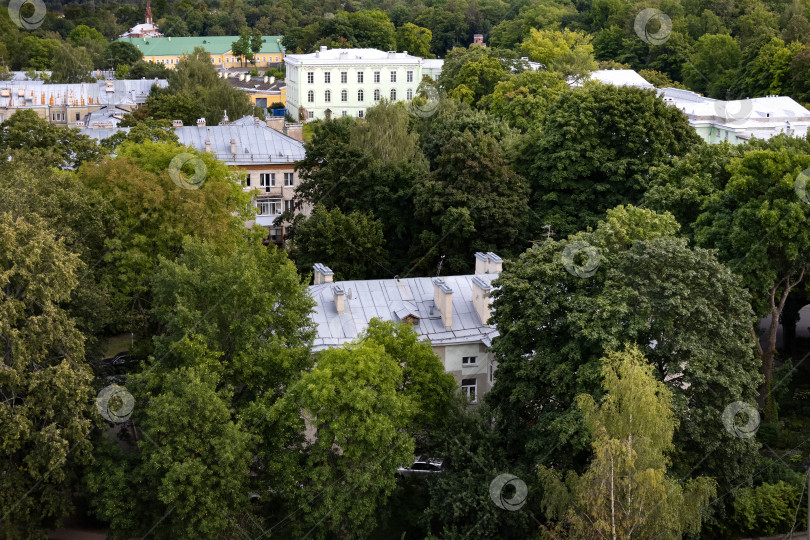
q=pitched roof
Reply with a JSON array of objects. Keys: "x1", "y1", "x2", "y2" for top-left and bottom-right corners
[
  {"x1": 81, "y1": 120, "x2": 305, "y2": 165},
  {"x1": 0, "y1": 79, "x2": 167, "y2": 108},
  {"x1": 117, "y1": 35, "x2": 284, "y2": 57},
  {"x1": 309, "y1": 273, "x2": 500, "y2": 350}
]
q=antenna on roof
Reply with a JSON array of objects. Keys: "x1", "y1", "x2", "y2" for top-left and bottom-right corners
[
  {"x1": 542, "y1": 224, "x2": 555, "y2": 240},
  {"x1": 435, "y1": 254, "x2": 445, "y2": 277}
]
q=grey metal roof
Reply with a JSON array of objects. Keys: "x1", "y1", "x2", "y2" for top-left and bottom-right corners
[
  {"x1": 81, "y1": 121, "x2": 305, "y2": 166},
  {"x1": 0, "y1": 79, "x2": 167, "y2": 108},
  {"x1": 173, "y1": 123, "x2": 304, "y2": 165},
  {"x1": 309, "y1": 273, "x2": 500, "y2": 350}
]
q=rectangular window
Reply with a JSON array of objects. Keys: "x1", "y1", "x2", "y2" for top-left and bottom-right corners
[
  {"x1": 245, "y1": 174, "x2": 251, "y2": 187},
  {"x1": 340, "y1": 71, "x2": 347, "y2": 83},
  {"x1": 357, "y1": 71, "x2": 364, "y2": 83},
  {"x1": 308, "y1": 111, "x2": 314, "y2": 119},
  {"x1": 407, "y1": 70, "x2": 414, "y2": 82},
  {"x1": 342, "y1": 110, "x2": 347, "y2": 117},
  {"x1": 260, "y1": 173, "x2": 275, "y2": 188},
  {"x1": 358, "y1": 110, "x2": 364, "y2": 119},
  {"x1": 307, "y1": 71, "x2": 314, "y2": 84},
  {"x1": 257, "y1": 198, "x2": 282, "y2": 216},
  {"x1": 462, "y1": 356, "x2": 477, "y2": 366},
  {"x1": 75, "y1": 113, "x2": 80, "y2": 121},
  {"x1": 462, "y1": 378, "x2": 477, "y2": 403},
  {"x1": 324, "y1": 72, "x2": 331, "y2": 83},
  {"x1": 489, "y1": 364, "x2": 494, "y2": 384},
  {"x1": 284, "y1": 172, "x2": 294, "y2": 186},
  {"x1": 390, "y1": 71, "x2": 397, "y2": 83},
  {"x1": 284, "y1": 199, "x2": 294, "y2": 213},
  {"x1": 373, "y1": 71, "x2": 380, "y2": 83}
]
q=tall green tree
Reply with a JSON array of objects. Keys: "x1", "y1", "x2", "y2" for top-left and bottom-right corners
[
  {"x1": 289, "y1": 204, "x2": 389, "y2": 281},
  {"x1": 396, "y1": 23, "x2": 433, "y2": 58},
  {"x1": 520, "y1": 28, "x2": 597, "y2": 83},
  {"x1": 285, "y1": 339, "x2": 415, "y2": 538},
  {"x1": 0, "y1": 110, "x2": 103, "y2": 169},
  {"x1": 414, "y1": 130, "x2": 530, "y2": 274},
  {"x1": 695, "y1": 135, "x2": 810, "y2": 419},
  {"x1": 479, "y1": 71, "x2": 567, "y2": 131},
  {"x1": 487, "y1": 206, "x2": 761, "y2": 492},
  {"x1": 50, "y1": 42, "x2": 95, "y2": 83},
  {"x1": 0, "y1": 212, "x2": 97, "y2": 539},
  {"x1": 524, "y1": 83, "x2": 701, "y2": 237},
  {"x1": 539, "y1": 347, "x2": 716, "y2": 539}
]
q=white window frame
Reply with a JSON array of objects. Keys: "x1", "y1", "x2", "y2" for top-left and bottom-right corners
[
  {"x1": 341, "y1": 89, "x2": 348, "y2": 102},
  {"x1": 340, "y1": 71, "x2": 347, "y2": 83},
  {"x1": 307, "y1": 71, "x2": 314, "y2": 84},
  {"x1": 257, "y1": 198, "x2": 282, "y2": 216},
  {"x1": 357, "y1": 71, "x2": 364, "y2": 83},
  {"x1": 461, "y1": 378, "x2": 477, "y2": 403},
  {"x1": 358, "y1": 110, "x2": 364, "y2": 119},
  {"x1": 307, "y1": 90, "x2": 314, "y2": 103},
  {"x1": 283, "y1": 172, "x2": 294, "y2": 187},
  {"x1": 260, "y1": 173, "x2": 275, "y2": 188},
  {"x1": 406, "y1": 88, "x2": 413, "y2": 100},
  {"x1": 390, "y1": 89, "x2": 396, "y2": 101},
  {"x1": 390, "y1": 71, "x2": 397, "y2": 83},
  {"x1": 462, "y1": 356, "x2": 477, "y2": 366},
  {"x1": 373, "y1": 71, "x2": 380, "y2": 83},
  {"x1": 324, "y1": 90, "x2": 331, "y2": 102},
  {"x1": 373, "y1": 89, "x2": 380, "y2": 102},
  {"x1": 357, "y1": 89, "x2": 364, "y2": 102},
  {"x1": 407, "y1": 70, "x2": 414, "y2": 82},
  {"x1": 324, "y1": 72, "x2": 331, "y2": 83},
  {"x1": 284, "y1": 199, "x2": 294, "y2": 213}
]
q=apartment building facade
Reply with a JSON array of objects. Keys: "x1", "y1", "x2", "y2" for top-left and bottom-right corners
[
  {"x1": 284, "y1": 47, "x2": 443, "y2": 121},
  {"x1": 82, "y1": 116, "x2": 306, "y2": 244},
  {"x1": 308, "y1": 252, "x2": 503, "y2": 401}
]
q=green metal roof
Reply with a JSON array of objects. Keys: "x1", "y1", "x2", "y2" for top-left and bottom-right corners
[{"x1": 117, "y1": 35, "x2": 284, "y2": 56}]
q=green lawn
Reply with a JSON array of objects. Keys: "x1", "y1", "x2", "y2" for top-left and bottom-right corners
[{"x1": 103, "y1": 334, "x2": 132, "y2": 358}]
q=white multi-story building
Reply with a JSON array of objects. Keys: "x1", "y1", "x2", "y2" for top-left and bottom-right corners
[{"x1": 284, "y1": 47, "x2": 443, "y2": 121}]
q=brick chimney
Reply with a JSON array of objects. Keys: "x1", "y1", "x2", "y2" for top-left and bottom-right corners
[
  {"x1": 313, "y1": 263, "x2": 334, "y2": 285},
  {"x1": 471, "y1": 276, "x2": 493, "y2": 325},
  {"x1": 230, "y1": 138, "x2": 237, "y2": 154},
  {"x1": 432, "y1": 278, "x2": 453, "y2": 329},
  {"x1": 172, "y1": 119, "x2": 183, "y2": 127},
  {"x1": 474, "y1": 252, "x2": 502, "y2": 274},
  {"x1": 204, "y1": 139, "x2": 211, "y2": 152},
  {"x1": 196, "y1": 117, "x2": 206, "y2": 127},
  {"x1": 266, "y1": 116, "x2": 284, "y2": 132},
  {"x1": 284, "y1": 123, "x2": 303, "y2": 142},
  {"x1": 333, "y1": 285, "x2": 345, "y2": 314}
]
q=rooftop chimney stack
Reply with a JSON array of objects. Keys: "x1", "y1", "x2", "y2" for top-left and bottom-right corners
[
  {"x1": 197, "y1": 117, "x2": 206, "y2": 127},
  {"x1": 266, "y1": 116, "x2": 284, "y2": 132},
  {"x1": 284, "y1": 123, "x2": 304, "y2": 142},
  {"x1": 473, "y1": 34, "x2": 485, "y2": 47},
  {"x1": 471, "y1": 277, "x2": 494, "y2": 325},
  {"x1": 474, "y1": 252, "x2": 503, "y2": 274},
  {"x1": 263, "y1": 76, "x2": 269, "y2": 83},
  {"x1": 313, "y1": 263, "x2": 334, "y2": 285},
  {"x1": 230, "y1": 138, "x2": 237, "y2": 154},
  {"x1": 172, "y1": 119, "x2": 183, "y2": 127},
  {"x1": 333, "y1": 285, "x2": 345, "y2": 314},
  {"x1": 205, "y1": 139, "x2": 211, "y2": 152},
  {"x1": 432, "y1": 278, "x2": 453, "y2": 329}
]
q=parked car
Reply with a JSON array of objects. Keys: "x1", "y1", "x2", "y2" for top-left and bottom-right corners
[{"x1": 397, "y1": 456, "x2": 444, "y2": 477}]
